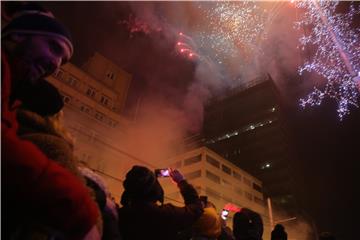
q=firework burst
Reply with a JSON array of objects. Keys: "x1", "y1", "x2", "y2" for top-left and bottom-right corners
[
  {"x1": 295, "y1": 0, "x2": 360, "y2": 120},
  {"x1": 196, "y1": 1, "x2": 269, "y2": 63}
]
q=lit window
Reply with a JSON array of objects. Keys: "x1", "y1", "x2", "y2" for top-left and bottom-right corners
[{"x1": 250, "y1": 125, "x2": 255, "y2": 130}]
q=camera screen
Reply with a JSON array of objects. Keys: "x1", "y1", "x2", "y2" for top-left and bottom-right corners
[
  {"x1": 221, "y1": 209, "x2": 229, "y2": 220},
  {"x1": 155, "y1": 169, "x2": 170, "y2": 177},
  {"x1": 160, "y1": 169, "x2": 170, "y2": 177}
]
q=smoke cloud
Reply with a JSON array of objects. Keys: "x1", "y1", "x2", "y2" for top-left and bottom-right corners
[{"x1": 46, "y1": 1, "x2": 322, "y2": 167}]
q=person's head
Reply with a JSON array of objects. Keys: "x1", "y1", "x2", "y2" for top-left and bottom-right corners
[
  {"x1": 2, "y1": 10, "x2": 73, "y2": 97},
  {"x1": 271, "y1": 224, "x2": 287, "y2": 240},
  {"x1": 120, "y1": 165, "x2": 164, "y2": 206},
  {"x1": 192, "y1": 201, "x2": 222, "y2": 238},
  {"x1": 233, "y1": 208, "x2": 263, "y2": 240}
]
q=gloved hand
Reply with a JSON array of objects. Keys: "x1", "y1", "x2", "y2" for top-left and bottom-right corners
[{"x1": 169, "y1": 168, "x2": 185, "y2": 184}]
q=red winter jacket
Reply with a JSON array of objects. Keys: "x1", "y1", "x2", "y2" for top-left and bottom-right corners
[{"x1": 2, "y1": 51, "x2": 99, "y2": 239}]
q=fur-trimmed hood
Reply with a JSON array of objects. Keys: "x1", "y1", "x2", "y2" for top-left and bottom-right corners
[{"x1": 16, "y1": 109, "x2": 80, "y2": 178}]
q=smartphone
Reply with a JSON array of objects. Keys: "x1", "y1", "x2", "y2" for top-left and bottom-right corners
[
  {"x1": 155, "y1": 168, "x2": 170, "y2": 177},
  {"x1": 221, "y1": 209, "x2": 229, "y2": 220}
]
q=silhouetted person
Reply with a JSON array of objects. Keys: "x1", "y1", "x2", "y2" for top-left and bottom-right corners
[
  {"x1": 233, "y1": 208, "x2": 263, "y2": 240},
  {"x1": 271, "y1": 224, "x2": 287, "y2": 240},
  {"x1": 2, "y1": 5, "x2": 99, "y2": 239},
  {"x1": 118, "y1": 166, "x2": 203, "y2": 240}
]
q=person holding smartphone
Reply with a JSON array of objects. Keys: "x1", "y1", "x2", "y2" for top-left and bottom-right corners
[{"x1": 118, "y1": 165, "x2": 204, "y2": 240}]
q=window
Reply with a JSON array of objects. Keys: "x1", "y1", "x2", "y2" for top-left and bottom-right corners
[
  {"x1": 106, "y1": 71, "x2": 116, "y2": 80},
  {"x1": 206, "y1": 171, "x2": 220, "y2": 184},
  {"x1": 254, "y1": 196, "x2": 264, "y2": 206},
  {"x1": 184, "y1": 155, "x2": 201, "y2": 166},
  {"x1": 68, "y1": 75, "x2": 78, "y2": 87},
  {"x1": 86, "y1": 87, "x2": 96, "y2": 98},
  {"x1": 222, "y1": 179, "x2": 232, "y2": 188},
  {"x1": 222, "y1": 164, "x2": 232, "y2": 175},
  {"x1": 245, "y1": 192, "x2": 253, "y2": 201},
  {"x1": 95, "y1": 111, "x2": 104, "y2": 121},
  {"x1": 100, "y1": 95, "x2": 112, "y2": 107},
  {"x1": 243, "y1": 177, "x2": 251, "y2": 187},
  {"x1": 184, "y1": 170, "x2": 201, "y2": 180},
  {"x1": 206, "y1": 155, "x2": 220, "y2": 168},
  {"x1": 61, "y1": 94, "x2": 71, "y2": 104},
  {"x1": 53, "y1": 69, "x2": 64, "y2": 80},
  {"x1": 206, "y1": 187, "x2": 221, "y2": 200},
  {"x1": 233, "y1": 171, "x2": 242, "y2": 182},
  {"x1": 80, "y1": 104, "x2": 91, "y2": 114},
  {"x1": 253, "y1": 183, "x2": 262, "y2": 193}
]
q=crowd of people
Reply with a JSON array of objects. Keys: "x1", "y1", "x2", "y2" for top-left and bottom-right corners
[{"x1": 1, "y1": 3, "x2": 335, "y2": 240}]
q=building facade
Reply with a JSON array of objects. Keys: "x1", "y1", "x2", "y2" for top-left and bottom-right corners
[
  {"x1": 196, "y1": 75, "x2": 298, "y2": 215},
  {"x1": 47, "y1": 53, "x2": 140, "y2": 200},
  {"x1": 160, "y1": 147, "x2": 270, "y2": 236}
]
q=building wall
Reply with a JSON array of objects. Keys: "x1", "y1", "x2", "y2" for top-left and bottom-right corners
[
  {"x1": 159, "y1": 147, "x2": 270, "y2": 237},
  {"x1": 47, "y1": 59, "x2": 137, "y2": 201},
  {"x1": 82, "y1": 52, "x2": 132, "y2": 113},
  {"x1": 202, "y1": 76, "x2": 298, "y2": 214}
]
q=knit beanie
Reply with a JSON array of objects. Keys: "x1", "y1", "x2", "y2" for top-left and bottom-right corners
[
  {"x1": 121, "y1": 166, "x2": 164, "y2": 206},
  {"x1": 2, "y1": 12, "x2": 73, "y2": 57}
]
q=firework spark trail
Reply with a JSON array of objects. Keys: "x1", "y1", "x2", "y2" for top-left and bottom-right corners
[
  {"x1": 295, "y1": 0, "x2": 360, "y2": 120},
  {"x1": 196, "y1": 1, "x2": 269, "y2": 63},
  {"x1": 312, "y1": 0, "x2": 355, "y2": 75}
]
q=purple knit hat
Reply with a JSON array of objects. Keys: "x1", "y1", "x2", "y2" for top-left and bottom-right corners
[{"x1": 2, "y1": 12, "x2": 73, "y2": 57}]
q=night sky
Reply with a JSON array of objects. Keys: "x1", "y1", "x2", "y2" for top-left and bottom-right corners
[{"x1": 28, "y1": 2, "x2": 360, "y2": 239}]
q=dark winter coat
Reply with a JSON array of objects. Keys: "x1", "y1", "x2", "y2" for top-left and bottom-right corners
[
  {"x1": 118, "y1": 180, "x2": 203, "y2": 240},
  {"x1": 2, "y1": 51, "x2": 99, "y2": 240}
]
